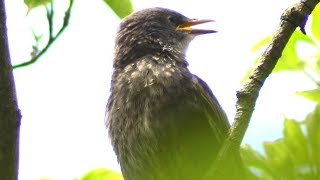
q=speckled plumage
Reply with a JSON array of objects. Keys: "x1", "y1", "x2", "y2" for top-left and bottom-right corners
[{"x1": 107, "y1": 7, "x2": 230, "y2": 180}]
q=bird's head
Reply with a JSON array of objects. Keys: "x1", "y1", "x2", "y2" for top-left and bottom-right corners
[{"x1": 113, "y1": 7, "x2": 216, "y2": 68}]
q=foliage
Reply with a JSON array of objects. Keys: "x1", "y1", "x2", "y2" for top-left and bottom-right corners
[
  {"x1": 311, "y1": 6, "x2": 320, "y2": 41},
  {"x1": 241, "y1": 104, "x2": 320, "y2": 179},
  {"x1": 79, "y1": 168, "x2": 123, "y2": 180},
  {"x1": 23, "y1": 0, "x2": 134, "y2": 19},
  {"x1": 24, "y1": 0, "x2": 52, "y2": 12},
  {"x1": 18, "y1": 0, "x2": 133, "y2": 69},
  {"x1": 103, "y1": 0, "x2": 134, "y2": 19},
  {"x1": 296, "y1": 89, "x2": 320, "y2": 102}
]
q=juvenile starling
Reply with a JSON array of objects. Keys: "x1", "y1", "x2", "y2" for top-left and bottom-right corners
[{"x1": 107, "y1": 7, "x2": 232, "y2": 180}]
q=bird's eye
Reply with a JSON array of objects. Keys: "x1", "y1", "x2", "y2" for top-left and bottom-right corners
[{"x1": 168, "y1": 16, "x2": 178, "y2": 25}]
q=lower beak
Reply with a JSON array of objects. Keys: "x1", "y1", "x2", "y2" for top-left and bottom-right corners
[{"x1": 176, "y1": 19, "x2": 217, "y2": 34}]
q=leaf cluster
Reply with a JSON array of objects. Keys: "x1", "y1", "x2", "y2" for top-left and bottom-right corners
[{"x1": 241, "y1": 105, "x2": 320, "y2": 179}]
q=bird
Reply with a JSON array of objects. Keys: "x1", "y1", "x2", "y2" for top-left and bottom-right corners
[{"x1": 106, "y1": 7, "x2": 238, "y2": 180}]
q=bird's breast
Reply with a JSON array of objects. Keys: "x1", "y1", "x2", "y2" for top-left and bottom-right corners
[
  {"x1": 119, "y1": 57, "x2": 188, "y2": 93},
  {"x1": 109, "y1": 56, "x2": 193, "y2": 131}
]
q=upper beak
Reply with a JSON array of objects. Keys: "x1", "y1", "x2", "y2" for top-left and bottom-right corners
[{"x1": 176, "y1": 19, "x2": 217, "y2": 34}]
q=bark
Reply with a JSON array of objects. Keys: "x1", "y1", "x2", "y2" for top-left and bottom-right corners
[{"x1": 0, "y1": 0, "x2": 21, "y2": 180}]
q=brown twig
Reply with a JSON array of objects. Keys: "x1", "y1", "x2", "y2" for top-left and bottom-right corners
[
  {"x1": 13, "y1": 0, "x2": 74, "y2": 69},
  {"x1": 46, "y1": 1, "x2": 54, "y2": 42},
  {"x1": 205, "y1": 0, "x2": 320, "y2": 179}
]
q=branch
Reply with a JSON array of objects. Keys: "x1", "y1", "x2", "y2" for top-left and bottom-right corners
[
  {"x1": 206, "y1": 0, "x2": 320, "y2": 178},
  {"x1": 46, "y1": 1, "x2": 54, "y2": 42},
  {"x1": 12, "y1": 0, "x2": 74, "y2": 69}
]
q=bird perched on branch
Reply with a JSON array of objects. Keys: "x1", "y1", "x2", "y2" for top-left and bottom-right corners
[{"x1": 107, "y1": 7, "x2": 238, "y2": 180}]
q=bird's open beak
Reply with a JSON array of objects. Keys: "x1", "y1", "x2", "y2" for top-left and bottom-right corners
[{"x1": 176, "y1": 19, "x2": 217, "y2": 34}]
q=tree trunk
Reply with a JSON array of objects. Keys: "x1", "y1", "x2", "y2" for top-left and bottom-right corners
[{"x1": 0, "y1": 0, "x2": 21, "y2": 180}]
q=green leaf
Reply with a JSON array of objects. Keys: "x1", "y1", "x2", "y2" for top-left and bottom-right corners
[
  {"x1": 240, "y1": 145, "x2": 271, "y2": 175},
  {"x1": 104, "y1": 0, "x2": 134, "y2": 19},
  {"x1": 241, "y1": 57, "x2": 259, "y2": 83},
  {"x1": 241, "y1": 106, "x2": 320, "y2": 179},
  {"x1": 251, "y1": 36, "x2": 272, "y2": 52},
  {"x1": 283, "y1": 119, "x2": 309, "y2": 165},
  {"x1": 275, "y1": 29, "x2": 317, "y2": 72},
  {"x1": 273, "y1": 31, "x2": 305, "y2": 73},
  {"x1": 263, "y1": 140, "x2": 289, "y2": 167},
  {"x1": 296, "y1": 88, "x2": 320, "y2": 102},
  {"x1": 263, "y1": 140, "x2": 294, "y2": 179},
  {"x1": 248, "y1": 30, "x2": 316, "y2": 76},
  {"x1": 24, "y1": 0, "x2": 52, "y2": 11},
  {"x1": 81, "y1": 168, "x2": 123, "y2": 180},
  {"x1": 316, "y1": 53, "x2": 320, "y2": 75},
  {"x1": 305, "y1": 104, "x2": 320, "y2": 167},
  {"x1": 311, "y1": 4, "x2": 320, "y2": 41}
]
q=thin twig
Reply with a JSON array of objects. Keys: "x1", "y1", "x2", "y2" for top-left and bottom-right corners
[
  {"x1": 13, "y1": 0, "x2": 74, "y2": 69},
  {"x1": 205, "y1": 0, "x2": 320, "y2": 179},
  {"x1": 46, "y1": 1, "x2": 54, "y2": 42}
]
